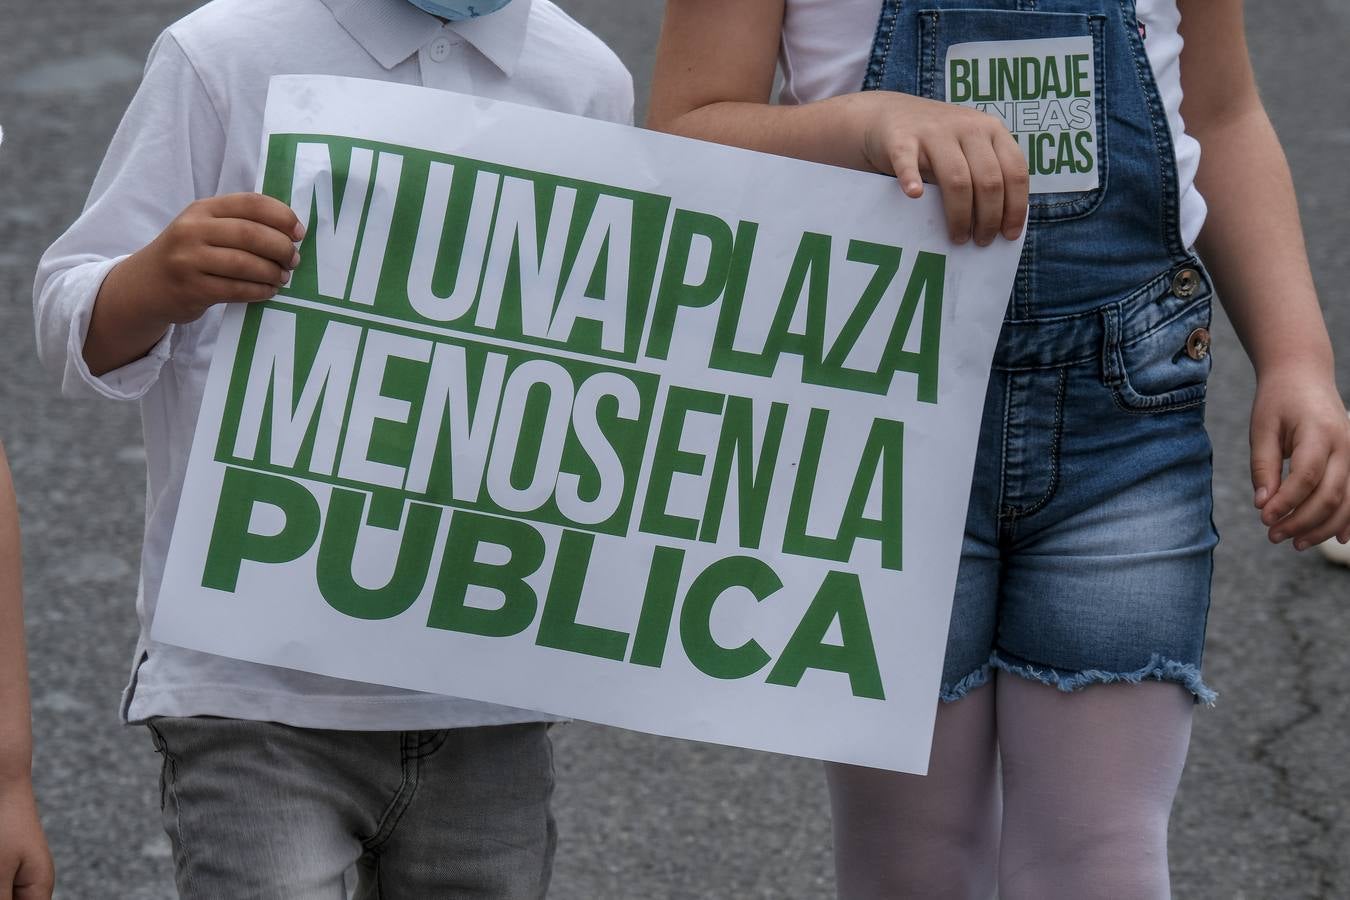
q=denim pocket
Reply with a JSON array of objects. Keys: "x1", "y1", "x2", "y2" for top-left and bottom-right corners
[
  {"x1": 917, "y1": 7, "x2": 1108, "y2": 222},
  {"x1": 1104, "y1": 295, "x2": 1212, "y2": 413}
]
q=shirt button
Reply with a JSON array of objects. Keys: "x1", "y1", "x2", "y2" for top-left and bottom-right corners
[
  {"x1": 429, "y1": 36, "x2": 454, "y2": 62},
  {"x1": 1172, "y1": 268, "x2": 1201, "y2": 299},
  {"x1": 1185, "y1": 327, "x2": 1211, "y2": 361}
]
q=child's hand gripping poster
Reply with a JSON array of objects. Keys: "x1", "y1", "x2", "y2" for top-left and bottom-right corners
[{"x1": 154, "y1": 75, "x2": 1024, "y2": 774}]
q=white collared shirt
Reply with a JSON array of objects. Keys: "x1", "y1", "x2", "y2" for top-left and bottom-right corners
[{"x1": 33, "y1": 0, "x2": 632, "y2": 730}]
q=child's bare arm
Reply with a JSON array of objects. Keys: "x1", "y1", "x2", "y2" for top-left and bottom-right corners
[
  {"x1": 84, "y1": 193, "x2": 304, "y2": 376},
  {"x1": 1180, "y1": 0, "x2": 1350, "y2": 549},
  {"x1": 0, "y1": 444, "x2": 55, "y2": 900},
  {"x1": 647, "y1": 0, "x2": 1028, "y2": 246}
]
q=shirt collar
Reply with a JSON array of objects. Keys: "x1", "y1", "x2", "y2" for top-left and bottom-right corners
[
  {"x1": 319, "y1": 0, "x2": 532, "y2": 76},
  {"x1": 448, "y1": 0, "x2": 532, "y2": 76}
]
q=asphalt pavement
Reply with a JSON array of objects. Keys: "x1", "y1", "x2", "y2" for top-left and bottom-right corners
[{"x1": 1, "y1": 1, "x2": 1348, "y2": 897}]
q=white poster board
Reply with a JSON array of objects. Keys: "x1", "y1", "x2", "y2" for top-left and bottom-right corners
[{"x1": 154, "y1": 75, "x2": 1023, "y2": 774}]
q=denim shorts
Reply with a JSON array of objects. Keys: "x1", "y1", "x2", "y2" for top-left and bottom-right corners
[{"x1": 940, "y1": 262, "x2": 1219, "y2": 704}]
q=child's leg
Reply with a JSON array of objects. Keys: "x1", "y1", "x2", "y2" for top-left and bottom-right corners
[
  {"x1": 149, "y1": 718, "x2": 556, "y2": 900},
  {"x1": 996, "y1": 675, "x2": 1194, "y2": 900},
  {"x1": 147, "y1": 717, "x2": 366, "y2": 899},
  {"x1": 352, "y1": 723, "x2": 555, "y2": 899},
  {"x1": 825, "y1": 683, "x2": 1000, "y2": 900},
  {"x1": 145, "y1": 717, "x2": 550, "y2": 900}
]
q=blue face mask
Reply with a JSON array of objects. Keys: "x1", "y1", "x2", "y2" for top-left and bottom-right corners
[{"x1": 406, "y1": 0, "x2": 514, "y2": 20}]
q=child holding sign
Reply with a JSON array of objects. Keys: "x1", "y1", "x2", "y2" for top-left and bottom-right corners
[
  {"x1": 0, "y1": 442, "x2": 54, "y2": 900},
  {"x1": 34, "y1": 0, "x2": 630, "y2": 896},
  {"x1": 650, "y1": 0, "x2": 1349, "y2": 896}
]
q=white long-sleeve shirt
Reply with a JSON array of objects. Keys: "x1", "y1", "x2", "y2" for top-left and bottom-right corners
[{"x1": 34, "y1": 0, "x2": 632, "y2": 729}]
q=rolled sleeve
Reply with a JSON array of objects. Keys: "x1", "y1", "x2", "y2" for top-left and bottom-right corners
[
  {"x1": 42, "y1": 256, "x2": 176, "y2": 401},
  {"x1": 32, "y1": 31, "x2": 221, "y2": 402}
]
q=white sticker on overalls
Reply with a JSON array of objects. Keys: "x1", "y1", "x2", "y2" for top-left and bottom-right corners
[{"x1": 946, "y1": 36, "x2": 1099, "y2": 194}]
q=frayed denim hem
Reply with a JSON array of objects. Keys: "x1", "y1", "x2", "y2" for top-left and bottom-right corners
[
  {"x1": 990, "y1": 651, "x2": 1218, "y2": 706},
  {"x1": 939, "y1": 664, "x2": 993, "y2": 702}
]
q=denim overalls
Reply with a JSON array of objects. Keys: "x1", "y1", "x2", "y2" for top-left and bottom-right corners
[{"x1": 864, "y1": 0, "x2": 1218, "y2": 702}]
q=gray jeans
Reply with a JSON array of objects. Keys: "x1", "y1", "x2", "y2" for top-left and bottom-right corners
[{"x1": 146, "y1": 717, "x2": 556, "y2": 899}]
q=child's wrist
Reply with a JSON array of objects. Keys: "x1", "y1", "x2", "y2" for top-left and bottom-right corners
[
  {"x1": 839, "y1": 93, "x2": 885, "y2": 172},
  {"x1": 1253, "y1": 354, "x2": 1335, "y2": 387},
  {"x1": 85, "y1": 253, "x2": 177, "y2": 375},
  {"x1": 101, "y1": 252, "x2": 177, "y2": 336}
]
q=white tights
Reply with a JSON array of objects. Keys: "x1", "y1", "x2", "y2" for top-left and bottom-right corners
[{"x1": 827, "y1": 674, "x2": 1194, "y2": 899}]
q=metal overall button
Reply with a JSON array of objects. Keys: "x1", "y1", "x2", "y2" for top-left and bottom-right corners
[
  {"x1": 1172, "y1": 268, "x2": 1201, "y2": 299},
  {"x1": 1185, "y1": 327, "x2": 1211, "y2": 361}
]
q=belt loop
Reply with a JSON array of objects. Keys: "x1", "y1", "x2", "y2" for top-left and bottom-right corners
[{"x1": 1100, "y1": 305, "x2": 1123, "y2": 386}]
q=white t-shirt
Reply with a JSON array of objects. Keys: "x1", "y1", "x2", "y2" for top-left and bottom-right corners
[
  {"x1": 33, "y1": 0, "x2": 632, "y2": 730},
  {"x1": 779, "y1": 0, "x2": 1207, "y2": 248}
]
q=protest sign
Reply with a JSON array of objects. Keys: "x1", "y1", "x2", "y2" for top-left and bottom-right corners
[{"x1": 153, "y1": 75, "x2": 1024, "y2": 773}]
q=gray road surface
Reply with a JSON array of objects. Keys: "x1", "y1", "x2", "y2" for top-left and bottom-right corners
[{"x1": 2, "y1": 1, "x2": 1348, "y2": 897}]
